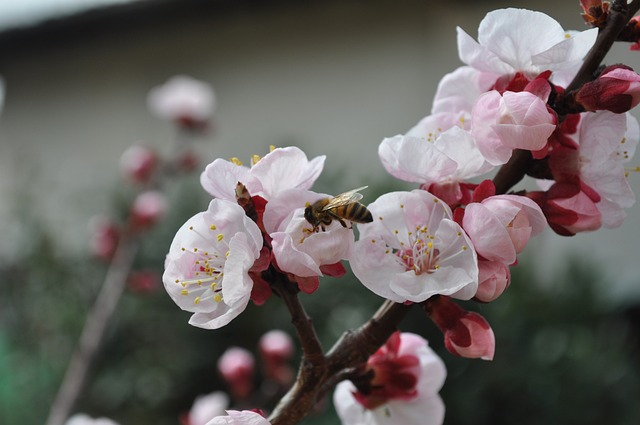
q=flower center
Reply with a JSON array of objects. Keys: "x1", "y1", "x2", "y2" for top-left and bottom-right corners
[{"x1": 175, "y1": 223, "x2": 231, "y2": 304}]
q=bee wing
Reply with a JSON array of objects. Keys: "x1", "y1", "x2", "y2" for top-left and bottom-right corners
[{"x1": 322, "y1": 186, "x2": 368, "y2": 211}]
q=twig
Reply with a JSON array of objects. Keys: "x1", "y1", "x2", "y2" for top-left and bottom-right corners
[
  {"x1": 45, "y1": 234, "x2": 139, "y2": 425},
  {"x1": 268, "y1": 300, "x2": 412, "y2": 425},
  {"x1": 566, "y1": 0, "x2": 636, "y2": 93}
]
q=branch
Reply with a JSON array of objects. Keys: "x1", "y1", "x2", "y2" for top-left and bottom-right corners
[
  {"x1": 271, "y1": 278, "x2": 324, "y2": 365},
  {"x1": 45, "y1": 234, "x2": 139, "y2": 425},
  {"x1": 565, "y1": 0, "x2": 635, "y2": 93},
  {"x1": 268, "y1": 300, "x2": 412, "y2": 425}
]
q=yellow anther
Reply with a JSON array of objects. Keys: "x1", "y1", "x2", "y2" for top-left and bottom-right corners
[
  {"x1": 225, "y1": 251, "x2": 230, "y2": 257},
  {"x1": 457, "y1": 231, "x2": 462, "y2": 236},
  {"x1": 189, "y1": 226, "x2": 193, "y2": 230},
  {"x1": 433, "y1": 199, "x2": 439, "y2": 203},
  {"x1": 193, "y1": 248, "x2": 198, "y2": 252},
  {"x1": 210, "y1": 282, "x2": 217, "y2": 290},
  {"x1": 371, "y1": 239, "x2": 376, "y2": 243},
  {"x1": 230, "y1": 157, "x2": 243, "y2": 166},
  {"x1": 462, "y1": 246, "x2": 468, "y2": 251},
  {"x1": 214, "y1": 294, "x2": 222, "y2": 303},
  {"x1": 400, "y1": 204, "x2": 405, "y2": 208},
  {"x1": 564, "y1": 33, "x2": 571, "y2": 39},
  {"x1": 210, "y1": 224, "x2": 217, "y2": 230},
  {"x1": 378, "y1": 216, "x2": 384, "y2": 220},
  {"x1": 252, "y1": 154, "x2": 261, "y2": 165},
  {"x1": 181, "y1": 247, "x2": 186, "y2": 251},
  {"x1": 269, "y1": 145, "x2": 276, "y2": 152},
  {"x1": 217, "y1": 234, "x2": 224, "y2": 242},
  {"x1": 427, "y1": 242, "x2": 433, "y2": 249},
  {"x1": 194, "y1": 297, "x2": 201, "y2": 304},
  {"x1": 180, "y1": 289, "x2": 189, "y2": 296}
]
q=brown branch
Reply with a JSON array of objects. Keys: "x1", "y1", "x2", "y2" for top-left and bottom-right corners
[
  {"x1": 271, "y1": 278, "x2": 324, "y2": 365},
  {"x1": 45, "y1": 234, "x2": 139, "y2": 425},
  {"x1": 492, "y1": 150, "x2": 533, "y2": 195},
  {"x1": 268, "y1": 300, "x2": 412, "y2": 425},
  {"x1": 566, "y1": 0, "x2": 635, "y2": 93}
]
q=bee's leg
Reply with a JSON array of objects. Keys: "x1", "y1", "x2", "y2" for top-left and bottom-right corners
[
  {"x1": 337, "y1": 218, "x2": 350, "y2": 228},
  {"x1": 321, "y1": 224, "x2": 326, "y2": 232}
]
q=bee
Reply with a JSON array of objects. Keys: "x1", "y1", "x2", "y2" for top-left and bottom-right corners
[{"x1": 304, "y1": 186, "x2": 373, "y2": 232}]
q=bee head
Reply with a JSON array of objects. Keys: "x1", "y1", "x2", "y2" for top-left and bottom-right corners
[{"x1": 303, "y1": 203, "x2": 317, "y2": 225}]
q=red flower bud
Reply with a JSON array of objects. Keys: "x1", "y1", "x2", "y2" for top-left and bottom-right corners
[
  {"x1": 425, "y1": 296, "x2": 495, "y2": 360},
  {"x1": 576, "y1": 65, "x2": 640, "y2": 113}
]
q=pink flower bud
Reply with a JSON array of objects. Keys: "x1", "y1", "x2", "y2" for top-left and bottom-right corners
[
  {"x1": 127, "y1": 270, "x2": 160, "y2": 294},
  {"x1": 259, "y1": 330, "x2": 295, "y2": 385},
  {"x1": 528, "y1": 183, "x2": 602, "y2": 236},
  {"x1": 130, "y1": 190, "x2": 168, "y2": 229},
  {"x1": 119, "y1": 144, "x2": 158, "y2": 184},
  {"x1": 475, "y1": 260, "x2": 510, "y2": 302},
  {"x1": 259, "y1": 330, "x2": 294, "y2": 363},
  {"x1": 462, "y1": 194, "x2": 546, "y2": 265},
  {"x1": 88, "y1": 215, "x2": 120, "y2": 261},
  {"x1": 576, "y1": 65, "x2": 640, "y2": 113},
  {"x1": 217, "y1": 347, "x2": 255, "y2": 399},
  {"x1": 426, "y1": 296, "x2": 495, "y2": 361},
  {"x1": 147, "y1": 75, "x2": 215, "y2": 130}
]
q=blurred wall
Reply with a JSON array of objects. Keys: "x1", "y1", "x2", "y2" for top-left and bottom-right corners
[{"x1": 0, "y1": 0, "x2": 639, "y2": 295}]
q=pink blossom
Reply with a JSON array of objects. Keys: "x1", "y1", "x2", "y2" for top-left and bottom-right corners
[
  {"x1": 471, "y1": 90, "x2": 556, "y2": 165},
  {"x1": 205, "y1": 411, "x2": 271, "y2": 425},
  {"x1": 263, "y1": 189, "x2": 354, "y2": 286},
  {"x1": 547, "y1": 111, "x2": 638, "y2": 228},
  {"x1": 65, "y1": 414, "x2": 120, "y2": 425},
  {"x1": 380, "y1": 127, "x2": 489, "y2": 190},
  {"x1": 119, "y1": 144, "x2": 158, "y2": 184},
  {"x1": 130, "y1": 190, "x2": 168, "y2": 229},
  {"x1": 200, "y1": 146, "x2": 325, "y2": 202},
  {"x1": 218, "y1": 347, "x2": 255, "y2": 399},
  {"x1": 162, "y1": 199, "x2": 263, "y2": 329},
  {"x1": 351, "y1": 190, "x2": 478, "y2": 303},
  {"x1": 429, "y1": 66, "x2": 498, "y2": 116},
  {"x1": 457, "y1": 8, "x2": 597, "y2": 84},
  {"x1": 147, "y1": 75, "x2": 215, "y2": 129},
  {"x1": 333, "y1": 332, "x2": 446, "y2": 425},
  {"x1": 475, "y1": 260, "x2": 510, "y2": 302},
  {"x1": 462, "y1": 194, "x2": 546, "y2": 265},
  {"x1": 426, "y1": 296, "x2": 495, "y2": 361},
  {"x1": 185, "y1": 392, "x2": 229, "y2": 425},
  {"x1": 576, "y1": 65, "x2": 640, "y2": 113}
]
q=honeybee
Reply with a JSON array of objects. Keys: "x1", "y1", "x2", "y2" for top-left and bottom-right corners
[{"x1": 304, "y1": 186, "x2": 373, "y2": 232}]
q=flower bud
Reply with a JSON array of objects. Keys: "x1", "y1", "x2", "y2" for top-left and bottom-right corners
[
  {"x1": 475, "y1": 260, "x2": 510, "y2": 302},
  {"x1": 183, "y1": 391, "x2": 229, "y2": 425},
  {"x1": 127, "y1": 270, "x2": 160, "y2": 294},
  {"x1": 217, "y1": 347, "x2": 255, "y2": 399},
  {"x1": 426, "y1": 296, "x2": 495, "y2": 361},
  {"x1": 576, "y1": 65, "x2": 640, "y2": 113},
  {"x1": 130, "y1": 190, "x2": 168, "y2": 229},
  {"x1": 88, "y1": 215, "x2": 120, "y2": 261},
  {"x1": 65, "y1": 414, "x2": 120, "y2": 425},
  {"x1": 259, "y1": 330, "x2": 295, "y2": 385},
  {"x1": 147, "y1": 75, "x2": 215, "y2": 130},
  {"x1": 119, "y1": 144, "x2": 158, "y2": 184}
]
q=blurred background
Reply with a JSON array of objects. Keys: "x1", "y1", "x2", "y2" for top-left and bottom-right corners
[{"x1": 1, "y1": 0, "x2": 640, "y2": 424}]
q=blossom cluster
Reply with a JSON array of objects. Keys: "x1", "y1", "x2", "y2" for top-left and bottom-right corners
[{"x1": 160, "y1": 6, "x2": 640, "y2": 425}]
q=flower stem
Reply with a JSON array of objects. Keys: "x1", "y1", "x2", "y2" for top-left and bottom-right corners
[{"x1": 45, "y1": 234, "x2": 139, "y2": 425}]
